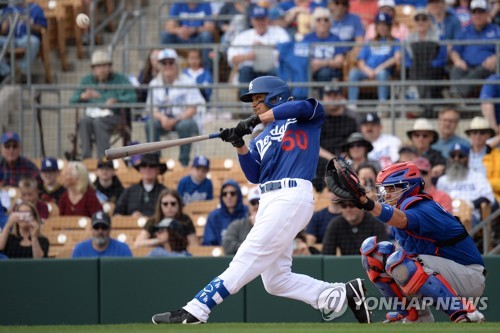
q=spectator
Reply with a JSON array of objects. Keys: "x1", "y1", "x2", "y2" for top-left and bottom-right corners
[
  {"x1": 406, "y1": 118, "x2": 447, "y2": 177},
  {"x1": 218, "y1": 1, "x2": 250, "y2": 52},
  {"x1": 222, "y1": 186, "x2": 260, "y2": 255},
  {"x1": 305, "y1": 191, "x2": 341, "y2": 245},
  {"x1": 177, "y1": 155, "x2": 214, "y2": 205},
  {"x1": 328, "y1": 0, "x2": 365, "y2": 46},
  {"x1": 365, "y1": 0, "x2": 410, "y2": 41},
  {"x1": 398, "y1": 145, "x2": 419, "y2": 162},
  {"x1": 18, "y1": 177, "x2": 48, "y2": 220},
  {"x1": 93, "y1": 159, "x2": 124, "y2": 204},
  {"x1": 38, "y1": 157, "x2": 65, "y2": 205},
  {"x1": 136, "y1": 48, "x2": 161, "y2": 103},
  {"x1": 432, "y1": 107, "x2": 470, "y2": 159},
  {"x1": 480, "y1": 73, "x2": 500, "y2": 133},
  {"x1": 147, "y1": 218, "x2": 192, "y2": 257},
  {"x1": 436, "y1": 143, "x2": 496, "y2": 226},
  {"x1": 293, "y1": 231, "x2": 320, "y2": 256},
  {"x1": 58, "y1": 161, "x2": 102, "y2": 217},
  {"x1": 449, "y1": 0, "x2": 500, "y2": 98},
  {"x1": 0, "y1": 131, "x2": 40, "y2": 187},
  {"x1": 302, "y1": 7, "x2": 348, "y2": 83},
  {"x1": 145, "y1": 48, "x2": 205, "y2": 167},
  {"x1": 483, "y1": 133, "x2": 500, "y2": 202},
  {"x1": 182, "y1": 49, "x2": 214, "y2": 102},
  {"x1": 281, "y1": 0, "x2": 314, "y2": 41},
  {"x1": 227, "y1": 6, "x2": 290, "y2": 96},
  {"x1": 0, "y1": 201, "x2": 49, "y2": 258},
  {"x1": 202, "y1": 180, "x2": 249, "y2": 246},
  {"x1": 135, "y1": 188, "x2": 197, "y2": 248},
  {"x1": 71, "y1": 211, "x2": 132, "y2": 258},
  {"x1": 413, "y1": 156, "x2": 453, "y2": 213},
  {"x1": 357, "y1": 162, "x2": 379, "y2": 201},
  {"x1": 0, "y1": 169, "x2": 9, "y2": 212},
  {"x1": 0, "y1": 1, "x2": 47, "y2": 79},
  {"x1": 276, "y1": 39, "x2": 310, "y2": 100},
  {"x1": 453, "y1": 0, "x2": 472, "y2": 27},
  {"x1": 114, "y1": 154, "x2": 166, "y2": 218},
  {"x1": 161, "y1": 2, "x2": 215, "y2": 71},
  {"x1": 322, "y1": 199, "x2": 388, "y2": 255},
  {"x1": 361, "y1": 113, "x2": 402, "y2": 169},
  {"x1": 404, "y1": 9, "x2": 447, "y2": 104},
  {"x1": 465, "y1": 116, "x2": 495, "y2": 175},
  {"x1": 427, "y1": 0, "x2": 462, "y2": 40},
  {"x1": 342, "y1": 132, "x2": 381, "y2": 172},
  {"x1": 70, "y1": 49, "x2": 137, "y2": 159},
  {"x1": 348, "y1": 13, "x2": 401, "y2": 108},
  {"x1": 491, "y1": 0, "x2": 500, "y2": 26},
  {"x1": 349, "y1": 0, "x2": 379, "y2": 27}
]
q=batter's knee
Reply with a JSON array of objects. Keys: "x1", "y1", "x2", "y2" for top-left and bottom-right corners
[
  {"x1": 360, "y1": 236, "x2": 395, "y2": 283},
  {"x1": 261, "y1": 272, "x2": 291, "y2": 296}
]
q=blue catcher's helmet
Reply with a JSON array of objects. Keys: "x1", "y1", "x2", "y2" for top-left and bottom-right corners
[
  {"x1": 240, "y1": 76, "x2": 291, "y2": 108},
  {"x1": 375, "y1": 161, "x2": 424, "y2": 207}
]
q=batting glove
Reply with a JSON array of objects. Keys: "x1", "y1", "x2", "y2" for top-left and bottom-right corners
[
  {"x1": 235, "y1": 115, "x2": 261, "y2": 137},
  {"x1": 219, "y1": 128, "x2": 245, "y2": 148}
]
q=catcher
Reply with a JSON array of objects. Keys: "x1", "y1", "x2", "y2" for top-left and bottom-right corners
[{"x1": 325, "y1": 158, "x2": 486, "y2": 323}]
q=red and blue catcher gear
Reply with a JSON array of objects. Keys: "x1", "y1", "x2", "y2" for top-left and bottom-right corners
[
  {"x1": 240, "y1": 76, "x2": 292, "y2": 108},
  {"x1": 376, "y1": 162, "x2": 424, "y2": 208},
  {"x1": 385, "y1": 250, "x2": 476, "y2": 321}
]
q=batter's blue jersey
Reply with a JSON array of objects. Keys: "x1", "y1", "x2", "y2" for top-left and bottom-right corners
[
  {"x1": 238, "y1": 99, "x2": 325, "y2": 184},
  {"x1": 392, "y1": 197, "x2": 484, "y2": 266}
]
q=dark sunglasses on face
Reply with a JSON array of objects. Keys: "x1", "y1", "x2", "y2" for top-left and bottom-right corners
[
  {"x1": 471, "y1": 9, "x2": 486, "y2": 14},
  {"x1": 420, "y1": 170, "x2": 429, "y2": 176},
  {"x1": 469, "y1": 130, "x2": 490, "y2": 135},
  {"x1": 333, "y1": 0, "x2": 347, "y2": 5},
  {"x1": 413, "y1": 133, "x2": 430, "y2": 138},
  {"x1": 161, "y1": 201, "x2": 178, "y2": 207},
  {"x1": 415, "y1": 15, "x2": 429, "y2": 22},
  {"x1": 249, "y1": 199, "x2": 260, "y2": 206},
  {"x1": 93, "y1": 224, "x2": 110, "y2": 231},
  {"x1": 349, "y1": 142, "x2": 366, "y2": 149},
  {"x1": 160, "y1": 59, "x2": 175, "y2": 66},
  {"x1": 222, "y1": 191, "x2": 237, "y2": 198},
  {"x1": 3, "y1": 142, "x2": 19, "y2": 149},
  {"x1": 340, "y1": 201, "x2": 357, "y2": 209},
  {"x1": 316, "y1": 17, "x2": 330, "y2": 22},
  {"x1": 450, "y1": 152, "x2": 466, "y2": 159}
]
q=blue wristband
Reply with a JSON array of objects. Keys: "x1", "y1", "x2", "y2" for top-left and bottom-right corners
[{"x1": 377, "y1": 203, "x2": 394, "y2": 223}]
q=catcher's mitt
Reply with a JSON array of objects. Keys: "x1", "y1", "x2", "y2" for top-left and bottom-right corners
[{"x1": 324, "y1": 156, "x2": 366, "y2": 203}]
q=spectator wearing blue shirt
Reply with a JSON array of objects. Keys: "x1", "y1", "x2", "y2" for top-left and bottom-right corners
[
  {"x1": 348, "y1": 13, "x2": 401, "y2": 107},
  {"x1": 303, "y1": 7, "x2": 348, "y2": 83},
  {"x1": 328, "y1": 0, "x2": 365, "y2": 44},
  {"x1": 0, "y1": 2, "x2": 47, "y2": 78},
  {"x1": 432, "y1": 107, "x2": 471, "y2": 159},
  {"x1": 177, "y1": 155, "x2": 214, "y2": 205},
  {"x1": 161, "y1": 3, "x2": 215, "y2": 71},
  {"x1": 449, "y1": 0, "x2": 500, "y2": 98},
  {"x1": 481, "y1": 74, "x2": 500, "y2": 132},
  {"x1": 71, "y1": 211, "x2": 132, "y2": 258},
  {"x1": 427, "y1": 0, "x2": 462, "y2": 41},
  {"x1": 182, "y1": 49, "x2": 213, "y2": 102}
]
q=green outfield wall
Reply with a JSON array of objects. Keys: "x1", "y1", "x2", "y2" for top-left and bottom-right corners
[{"x1": 0, "y1": 256, "x2": 497, "y2": 325}]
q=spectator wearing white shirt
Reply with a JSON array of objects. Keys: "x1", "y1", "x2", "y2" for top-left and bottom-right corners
[{"x1": 465, "y1": 116, "x2": 495, "y2": 175}]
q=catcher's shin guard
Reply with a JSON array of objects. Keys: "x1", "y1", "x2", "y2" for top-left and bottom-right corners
[{"x1": 385, "y1": 250, "x2": 476, "y2": 321}]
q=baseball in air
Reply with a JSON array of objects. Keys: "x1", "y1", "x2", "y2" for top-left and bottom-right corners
[{"x1": 76, "y1": 13, "x2": 90, "y2": 29}]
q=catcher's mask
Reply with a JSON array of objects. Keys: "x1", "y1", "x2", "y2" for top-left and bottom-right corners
[
  {"x1": 239, "y1": 76, "x2": 292, "y2": 108},
  {"x1": 375, "y1": 162, "x2": 424, "y2": 207}
]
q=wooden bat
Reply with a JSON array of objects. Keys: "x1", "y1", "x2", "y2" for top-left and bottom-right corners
[{"x1": 105, "y1": 132, "x2": 220, "y2": 160}]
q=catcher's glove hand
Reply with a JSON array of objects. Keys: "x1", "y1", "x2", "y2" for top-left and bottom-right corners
[{"x1": 324, "y1": 156, "x2": 374, "y2": 210}]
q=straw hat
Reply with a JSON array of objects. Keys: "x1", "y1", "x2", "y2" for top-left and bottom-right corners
[
  {"x1": 465, "y1": 117, "x2": 495, "y2": 137},
  {"x1": 406, "y1": 118, "x2": 439, "y2": 144},
  {"x1": 91, "y1": 50, "x2": 112, "y2": 66}
]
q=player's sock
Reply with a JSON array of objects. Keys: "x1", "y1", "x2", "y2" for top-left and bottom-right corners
[{"x1": 184, "y1": 276, "x2": 230, "y2": 322}]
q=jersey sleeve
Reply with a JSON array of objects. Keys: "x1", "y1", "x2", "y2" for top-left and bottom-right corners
[{"x1": 272, "y1": 99, "x2": 324, "y2": 123}]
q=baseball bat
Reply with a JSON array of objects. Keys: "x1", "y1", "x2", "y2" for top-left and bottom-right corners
[{"x1": 105, "y1": 132, "x2": 220, "y2": 160}]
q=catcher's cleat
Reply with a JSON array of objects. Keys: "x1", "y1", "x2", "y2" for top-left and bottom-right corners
[
  {"x1": 152, "y1": 308, "x2": 203, "y2": 324},
  {"x1": 383, "y1": 308, "x2": 435, "y2": 323},
  {"x1": 454, "y1": 310, "x2": 485, "y2": 323},
  {"x1": 346, "y1": 278, "x2": 372, "y2": 324}
]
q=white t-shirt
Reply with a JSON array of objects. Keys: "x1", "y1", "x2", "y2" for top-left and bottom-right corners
[{"x1": 367, "y1": 133, "x2": 402, "y2": 169}]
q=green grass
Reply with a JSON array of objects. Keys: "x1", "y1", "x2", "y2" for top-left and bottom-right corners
[{"x1": 0, "y1": 323, "x2": 499, "y2": 333}]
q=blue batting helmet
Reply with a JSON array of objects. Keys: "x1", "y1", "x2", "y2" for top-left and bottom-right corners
[
  {"x1": 240, "y1": 76, "x2": 291, "y2": 108},
  {"x1": 375, "y1": 162, "x2": 424, "y2": 207}
]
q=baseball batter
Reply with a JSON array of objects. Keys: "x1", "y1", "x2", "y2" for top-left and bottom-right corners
[
  {"x1": 327, "y1": 160, "x2": 486, "y2": 323},
  {"x1": 152, "y1": 76, "x2": 371, "y2": 324}
]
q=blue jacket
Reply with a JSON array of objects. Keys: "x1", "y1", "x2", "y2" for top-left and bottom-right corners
[
  {"x1": 3, "y1": 4, "x2": 47, "y2": 39},
  {"x1": 202, "y1": 180, "x2": 249, "y2": 245}
]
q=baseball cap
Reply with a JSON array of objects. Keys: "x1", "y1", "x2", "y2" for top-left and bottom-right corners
[
  {"x1": 449, "y1": 143, "x2": 470, "y2": 156},
  {"x1": 91, "y1": 50, "x2": 112, "y2": 66},
  {"x1": 412, "y1": 157, "x2": 431, "y2": 172},
  {"x1": 470, "y1": 0, "x2": 488, "y2": 10},
  {"x1": 152, "y1": 218, "x2": 183, "y2": 233},
  {"x1": 91, "y1": 211, "x2": 111, "y2": 228},
  {"x1": 41, "y1": 157, "x2": 59, "y2": 172},
  {"x1": 192, "y1": 155, "x2": 210, "y2": 169},
  {"x1": 269, "y1": 6, "x2": 285, "y2": 20},
  {"x1": 414, "y1": 8, "x2": 430, "y2": 19},
  {"x1": 360, "y1": 113, "x2": 381, "y2": 125},
  {"x1": 97, "y1": 158, "x2": 115, "y2": 169},
  {"x1": 248, "y1": 186, "x2": 261, "y2": 202},
  {"x1": 158, "y1": 48, "x2": 178, "y2": 62},
  {"x1": 1, "y1": 131, "x2": 21, "y2": 144},
  {"x1": 375, "y1": 12, "x2": 393, "y2": 25},
  {"x1": 378, "y1": 0, "x2": 396, "y2": 8},
  {"x1": 250, "y1": 6, "x2": 268, "y2": 19}
]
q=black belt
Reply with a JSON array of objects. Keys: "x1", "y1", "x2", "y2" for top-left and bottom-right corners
[{"x1": 260, "y1": 179, "x2": 298, "y2": 194}]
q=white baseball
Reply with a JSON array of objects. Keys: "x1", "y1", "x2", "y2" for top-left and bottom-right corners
[{"x1": 76, "y1": 13, "x2": 90, "y2": 29}]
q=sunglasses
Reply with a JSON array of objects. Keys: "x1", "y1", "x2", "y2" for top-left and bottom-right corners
[
  {"x1": 93, "y1": 224, "x2": 110, "y2": 231},
  {"x1": 468, "y1": 130, "x2": 490, "y2": 135},
  {"x1": 161, "y1": 201, "x2": 178, "y2": 207},
  {"x1": 450, "y1": 152, "x2": 467, "y2": 159},
  {"x1": 333, "y1": 0, "x2": 348, "y2": 5},
  {"x1": 412, "y1": 133, "x2": 430, "y2": 138},
  {"x1": 420, "y1": 170, "x2": 429, "y2": 176},
  {"x1": 471, "y1": 9, "x2": 486, "y2": 14},
  {"x1": 340, "y1": 201, "x2": 357, "y2": 209},
  {"x1": 349, "y1": 142, "x2": 366, "y2": 149},
  {"x1": 249, "y1": 199, "x2": 260, "y2": 206},
  {"x1": 222, "y1": 191, "x2": 237, "y2": 198},
  {"x1": 316, "y1": 17, "x2": 330, "y2": 22},
  {"x1": 414, "y1": 15, "x2": 429, "y2": 22},
  {"x1": 3, "y1": 142, "x2": 19, "y2": 149},
  {"x1": 160, "y1": 59, "x2": 175, "y2": 66}
]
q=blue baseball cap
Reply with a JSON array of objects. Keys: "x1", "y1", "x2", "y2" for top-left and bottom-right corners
[
  {"x1": 1, "y1": 131, "x2": 20, "y2": 145},
  {"x1": 251, "y1": 6, "x2": 268, "y2": 19},
  {"x1": 269, "y1": 7, "x2": 285, "y2": 20},
  {"x1": 192, "y1": 155, "x2": 210, "y2": 169},
  {"x1": 41, "y1": 157, "x2": 59, "y2": 172},
  {"x1": 449, "y1": 143, "x2": 470, "y2": 156},
  {"x1": 375, "y1": 12, "x2": 393, "y2": 25}
]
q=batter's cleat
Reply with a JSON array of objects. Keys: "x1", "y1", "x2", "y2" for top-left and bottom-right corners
[
  {"x1": 454, "y1": 310, "x2": 485, "y2": 323},
  {"x1": 152, "y1": 308, "x2": 203, "y2": 324},
  {"x1": 346, "y1": 278, "x2": 371, "y2": 323}
]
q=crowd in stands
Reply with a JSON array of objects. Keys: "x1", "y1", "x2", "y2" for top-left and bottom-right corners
[{"x1": 0, "y1": 0, "x2": 499, "y2": 259}]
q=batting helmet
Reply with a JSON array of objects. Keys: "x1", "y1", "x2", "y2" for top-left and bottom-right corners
[
  {"x1": 240, "y1": 76, "x2": 291, "y2": 108},
  {"x1": 375, "y1": 161, "x2": 424, "y2": 207}
]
